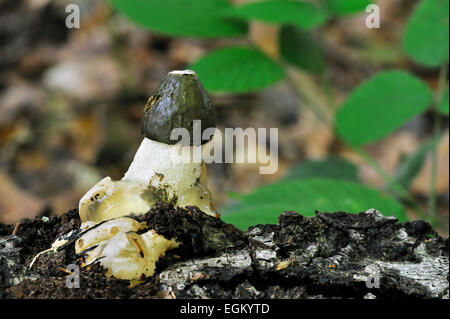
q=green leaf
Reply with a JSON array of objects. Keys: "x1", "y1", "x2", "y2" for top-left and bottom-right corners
[
  {"x1": 438, "y1": 84, "x2": 449, "y2": 115},
  {"x1": 279, "y1": 26, "x2": 325, "y2": 73},
  {"x1": 325, "y1": 0, "x2": 372, "y2": 15},
  {"x1": 223, "y1": 0, "x2": 328, "y2": 29},
  {"x1": 190, "y1": 46, "x2": 285, "y2": 93},
  {"x1": 402, "y1": 0, "x2": 449, "y2": 67},
  {"x1": 395, "y1": 140, "x2": 434, "y2": 190},
  {"x1": 222, "y1": 179, "x2": 407, "y2": 230},
  {"x1": 108, "y1": 0, "x2": 247, "y2": 38},
  {"x1": 336, "y1": 71, "x2": 433, "y2": 147},
  {"x1": 283, "y1": 157, "x2": 359, "y2": 182}
]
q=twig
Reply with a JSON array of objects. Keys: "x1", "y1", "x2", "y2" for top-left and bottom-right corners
[
  {"x1": 355, "y1": 147, "x2": 428, "y2": 221},
  {"x1": 429, "y1": 64, "x2": 448, "y2": 227},
  {"x1": 29, "y1": 248, "x2": 53, "y2": 269},
  {"x1": 58, "y1": 267, "x2": 73, "y2": 275},
  {"x1": 12, "y1": 222, "x2": 20, "y2": 236},
  {"x1": 284, "y1": 68, "x2": 333, "y2": 125}
]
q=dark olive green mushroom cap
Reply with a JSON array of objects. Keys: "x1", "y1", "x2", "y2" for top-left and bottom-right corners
[{"x1": 141, "y1": 70, "x2": 216, "y2": 146}]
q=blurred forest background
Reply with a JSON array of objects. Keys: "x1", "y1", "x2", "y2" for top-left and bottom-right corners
[{"x1": 0, "y1": 0, "x2": 448, "y2": 234}]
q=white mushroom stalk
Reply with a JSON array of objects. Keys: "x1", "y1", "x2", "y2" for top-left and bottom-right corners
[
  {"x1": 78, "y1": 137, "x2": 216, "y2": 224},
  {"x1": 122, "y1": 137, "x2": 215, "y2": 214}
]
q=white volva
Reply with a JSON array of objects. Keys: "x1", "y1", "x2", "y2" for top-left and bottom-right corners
[{"x1": 75, "y1": 217, "x2": 178, "y2": 280}]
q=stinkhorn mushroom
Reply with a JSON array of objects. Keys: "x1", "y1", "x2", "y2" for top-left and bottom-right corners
[
  {"x1": 79, "y1": 69, "x2": 217, "y2": 224},
  {"x1": 32, "y1": 70, "x2": 219, "y2": 281}
]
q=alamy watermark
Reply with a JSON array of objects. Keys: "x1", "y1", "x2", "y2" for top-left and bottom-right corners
[
  {"x1": 65, "y1": 3, "x2": 381, "y2": 30},
  {"x1": 65, "y1": 4, "x2": 80, "y2": 29},
  {"x1": 169, "y1": 120, "x2": 279, "y2": 175},
  {"x1": 365, "y1": 4, "x2": 380, "y2": 29},
  {"x1": 365, "y1": 264, "x2": 380, "y2": 289},
  {"x1": 65, "y1": 264, "x2": 80, "y2": 288}
]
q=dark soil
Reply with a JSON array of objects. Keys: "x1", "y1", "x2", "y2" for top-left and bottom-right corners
[
  {"x1": 1, "y1": 205, "x2": 246, "y2": 299},
  {"x1": 0, "y1": 206, "x2": 448, "y2": 299}
]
